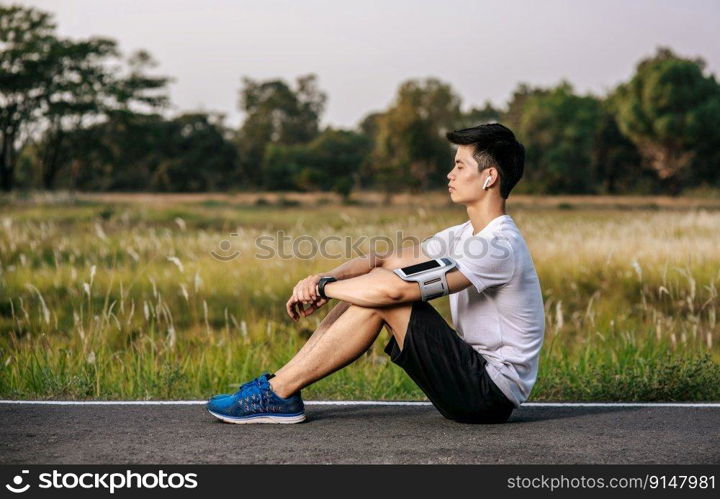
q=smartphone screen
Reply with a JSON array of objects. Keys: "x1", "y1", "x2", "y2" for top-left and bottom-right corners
[{"x1": 401, "y1": 260, "x2": 441, "y2": 275}]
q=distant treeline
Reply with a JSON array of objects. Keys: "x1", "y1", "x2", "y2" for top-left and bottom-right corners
[{"x1": 2, "y1": 4, "x2": 719, "y2": 196}]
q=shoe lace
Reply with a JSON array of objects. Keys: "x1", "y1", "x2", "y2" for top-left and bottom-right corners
[
  {"x1": 233, "y1": 380, "x2": 254, "y2": 398},
  {"x1": 253, "y1": 378, "x2": 267, "y2": 412},
  {"x1": 232, "y1": 378, "x2": 267, "y2": 413}
]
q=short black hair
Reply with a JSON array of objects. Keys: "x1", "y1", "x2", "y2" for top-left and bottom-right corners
[{"x1": 446, "y1": 123, "x2": 525, "y2": 198}]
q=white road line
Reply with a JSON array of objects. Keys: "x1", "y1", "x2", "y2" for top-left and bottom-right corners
[{"x1": 0, "y1": 400, "x2": 719, "y2": 407}]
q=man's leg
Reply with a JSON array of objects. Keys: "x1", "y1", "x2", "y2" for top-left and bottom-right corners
[
  {"x1": 276, "y1": 300, "x2": 352, "y2": 375},
  {"x1": 270, "y1": 300, "x2": 414, "y2": 399}
]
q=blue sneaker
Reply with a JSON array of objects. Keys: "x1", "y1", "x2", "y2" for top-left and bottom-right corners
[
  {"x1": 207, "y1": 373, "x2": 305, "y2": 424},
  {"x1": 208, "y1": 379, "x2": 254, "y2": 402}
]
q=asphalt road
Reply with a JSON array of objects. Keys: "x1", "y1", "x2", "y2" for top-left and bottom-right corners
[{"x1": 1, "y1": 402, "x2": 718, "y2": 464}]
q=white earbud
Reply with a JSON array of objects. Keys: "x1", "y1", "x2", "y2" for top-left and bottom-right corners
[{"x1": 482, "y1": 176, "x2": 492, "y2": 190}]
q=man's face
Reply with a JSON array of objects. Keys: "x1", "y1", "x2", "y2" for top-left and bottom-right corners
[{"x1": 447, "y1": 145, "x2": 485, "y2": 204}]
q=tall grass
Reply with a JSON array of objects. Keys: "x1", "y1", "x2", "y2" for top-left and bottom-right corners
[{"x1": 0, "y1": 196, "x2": 718, "y2": 400}]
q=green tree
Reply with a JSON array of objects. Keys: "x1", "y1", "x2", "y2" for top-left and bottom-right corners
[
  {"x1": 0, "y1": 4, "x2": 171, "y2": 191},
  {"x1": 70, "y1": 111, "x2": 237, "y2": 192},
  {"x1": 458, "y1": 100, "x2": 501, "y2": 128},
  {"x1": 69, "y1": 111, "x2": 164, "y2": 191},
  {"x1": 150, "y1": 113, "x2": 238, "y2": 191},
  {"x1": 0, "y1": 4, "x2": 57, "y2": 191},
  {"x1": 610, "y1": 47, "x2": 720, "y2": 192},
  {"x1": 43, "y1": 47, "x2": 170, "y2": 190},
  {"x1": 503, "y1": 83, "x2": 549, "y2": 132},
  {"x1": 356, "y1": 111, "x2": 383, "y2": 189},
  {"x1": 358, "y1": 111, "x2": 383, "y2": 139},
  {"x1": 592, "y1": 107, "x2": 647, "y2": 194},
  {"x1": 516, "y1": 81, "x2": 604, "y2": 194},
  {"x1": 236, "y1": 74, "x2": 327, "y2": 188},
  {"x1": 369, "y1": 78, "x2": 462, "y2": 197},
  {"x1": 38, "y1": 37, "x2": 117, "y2": 189},
  {"x1": 263, "y1": 127, "x2": 369, "y2": 197}
]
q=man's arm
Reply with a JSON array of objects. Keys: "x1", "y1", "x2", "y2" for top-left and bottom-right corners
[
  {"x1": 286, "y1": 250, "x2": 406, "y2": 318},
  {"x1": 320, "y1": 253, "x2": 383, "y2": 280},
  {"x1": 288, "y1": 238, "x2": 475, "y2": 319},
  {"x1": 318, "y1": 242, "x2": 434, "y2": 306},
  {"x1": 378, "y1": 242, "x2": 432, "y2": 270},
  {"x1": 323, "y1": 264, "x2": 473, "y2": 307},
  {"x1": 320, "y1": 238, "x2": 439, "y2": 280}
]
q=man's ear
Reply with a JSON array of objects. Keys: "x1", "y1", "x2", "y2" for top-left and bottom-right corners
[
  {"x1": 488, "y1": 167, "x2": 500, "y2": 188},
  {"x1": 482, "y1": 167, "x2": 498, "y2": 190}
]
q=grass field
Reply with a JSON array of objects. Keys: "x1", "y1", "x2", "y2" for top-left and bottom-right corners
[{"x1": 1, "y1": 192, "x2": 719, "y2": 401}]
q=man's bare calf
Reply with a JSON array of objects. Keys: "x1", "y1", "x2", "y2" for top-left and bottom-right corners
[{"x1": 270, "y1": 299, "x2": 413, "y2": 398}]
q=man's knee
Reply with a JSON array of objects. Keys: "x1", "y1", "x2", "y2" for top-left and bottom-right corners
[
  {"x1": 370, "y1": 300, "x2": 413, "y2": 317},
  {"x1": 345, "y1": 303, "x2": 384, "y2": 320}
]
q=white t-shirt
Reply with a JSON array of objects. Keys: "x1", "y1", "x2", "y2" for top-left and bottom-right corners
[{"x1": 421, "y1": 215, "x2": 545, "y2": 407}]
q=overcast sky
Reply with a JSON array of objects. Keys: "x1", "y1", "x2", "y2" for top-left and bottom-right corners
[{"x1": 16, "y1": 0, "x2": 720, "y2": 129}]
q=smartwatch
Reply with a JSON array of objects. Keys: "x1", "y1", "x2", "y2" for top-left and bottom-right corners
[{"x1": 316, "y1": 276, "x2": 337, "y2": 299}]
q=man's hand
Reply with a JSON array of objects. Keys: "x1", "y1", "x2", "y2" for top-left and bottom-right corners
[
  {"x1": 294, "y1": 273, "x2": 323, "y2": 303},
  {"x1": 286, "y1": 296, "x2": 329, "y2": 321},
  {"x1": 286, "y1": 274, "x2": 330, "y2": 321}
]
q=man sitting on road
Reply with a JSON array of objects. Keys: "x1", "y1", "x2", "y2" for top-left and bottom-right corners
[{"x1": 207, "y1": 123, "x2": 545, "y2": 424}]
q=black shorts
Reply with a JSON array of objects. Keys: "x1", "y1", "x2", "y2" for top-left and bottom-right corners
[{"x1": 384, "y1": 300, "x2": 515, "y2": 424}]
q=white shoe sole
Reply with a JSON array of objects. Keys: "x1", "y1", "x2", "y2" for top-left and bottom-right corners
[{"x1": 208, "y1": 409, "x2": 306, "y2": 424}]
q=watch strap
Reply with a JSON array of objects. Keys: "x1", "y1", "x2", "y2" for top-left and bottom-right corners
[{"x1": 317, "y1": 276, "x2": 337, "y2": 299}]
